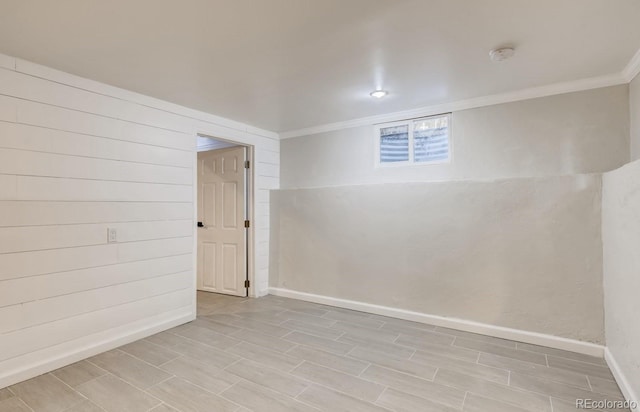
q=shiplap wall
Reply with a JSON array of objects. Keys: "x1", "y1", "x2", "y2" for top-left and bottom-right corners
[{"x1": 0, "y1": 52, "x2": 279, "y2": 388}]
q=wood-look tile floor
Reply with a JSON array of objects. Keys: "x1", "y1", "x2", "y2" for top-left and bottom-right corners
[{"x1": 0, "y1": 292, "x2": 628, "y2": 412}]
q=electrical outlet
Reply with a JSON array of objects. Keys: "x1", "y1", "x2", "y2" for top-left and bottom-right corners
[{"x1": 107, "y1": 228, "x2": 117, "y2": 243}]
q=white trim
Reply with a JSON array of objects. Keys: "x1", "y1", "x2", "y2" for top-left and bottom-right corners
[
  {"x1": 194, "y1": 140, "x2": 256, "y2": 298},
  {"x1": 0, "y1": 308, "x2": 193, "y2": 389},
  {"x1": 269, "y1": 287, "x2": 605, "y2": 357},
  {"x1": 605, "y1": 348, "x2": 640, "y2": 410},
  {"x1": 623, "y1": 48, "x2": 640, "y2": 83},
  {"x1": 280, "y1": 73, "x2": 626, "y2": 139}
]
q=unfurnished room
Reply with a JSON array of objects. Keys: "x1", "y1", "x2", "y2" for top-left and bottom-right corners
[{"x1": 0, "y1": 1, "x2": 639, "y2": 411}]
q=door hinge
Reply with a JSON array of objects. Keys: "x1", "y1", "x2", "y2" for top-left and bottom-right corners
[
  {"x1": 244, "y1": 160, "x2": 250, "y2": 169},
  {"x1": 244, "y1": 280, "x2": 250, "y2": 288},
  {"x1": 244, "y1": 220, "x2": 250, "y2": 228}
]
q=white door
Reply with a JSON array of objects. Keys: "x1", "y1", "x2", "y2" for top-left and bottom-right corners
[{"x1": 197, "y1": 146, "x2": 247, "y2": 296}]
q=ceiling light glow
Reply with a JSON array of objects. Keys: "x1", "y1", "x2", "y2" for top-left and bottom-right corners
[{"x1": 370, "y1": 90, "x2": 388, "y2": 99}]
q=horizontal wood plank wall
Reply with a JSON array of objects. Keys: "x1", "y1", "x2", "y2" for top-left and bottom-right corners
[{"x1": 0, "y1": 52, "x2": 279, "y2": 388}]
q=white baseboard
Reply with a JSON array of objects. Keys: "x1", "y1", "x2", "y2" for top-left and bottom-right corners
[
  {"x1": 605, "y1": 348, "x2": 639, "y2": 410},
  {"x1": 269, "y1": 287, "x2": 605, "y2": 357},
  {"x1": 0, "y1": 308, "x2": 194, "y2": 389}
]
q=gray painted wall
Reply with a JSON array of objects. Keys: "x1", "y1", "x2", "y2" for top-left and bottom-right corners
[
  {"x1": 271, "y1": 86, "x2": 634, "y2": 343},
  {"x1": 631, "y1": 75, "x2": 640, "y2": 161},
  {"x1": 281, "y1": 85, "x2": 629, "y2": 189},
  {"x1": 602, "y1": 112, "x2": 640, "y2": 398},
  {"x1": 271, "y1": 176, "x2": 604, "y2": 343}
]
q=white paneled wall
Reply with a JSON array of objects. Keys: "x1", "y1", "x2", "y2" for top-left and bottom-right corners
[{"x1": 0, "y1": 53, "x2": 279, "y2": 388}]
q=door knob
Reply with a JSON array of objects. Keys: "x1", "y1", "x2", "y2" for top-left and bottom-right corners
[{"x1": 197, "y1": 222, "x2": 204, "y2": 228}]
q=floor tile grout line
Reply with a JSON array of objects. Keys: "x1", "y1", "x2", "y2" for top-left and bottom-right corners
[
  {"x1": 354, "y1": 346, "x2": 518, "y2": 389},
  {"x1": 146, "y1": 375, "x2": 244, "y2": 412},
  {"x1": 388, "y1": 334, "x2": 473, "y2": 356},
  {"x1": 372, "y1": 385, "x2": 389, "y2": 404},
  {"x1": 93, "y1": 348, "x2": 179, "y2": 378},
  {"x1": 146, "y1": 401, "x2": 170, "y2": 412},
  {"x1": 61, "y1": 360, "x2": 110, "y2": 388},
  {"x1": 47, "y1": 371, "x2": 90, "y2": 407},
  {"x1": 153, "y1": 365, "x2": 238, "y2": 400},
  {"x1": 287, "y1": 359, "x2": 306, "y2": 373},
  {"x1": 222, "y1": 357, "x2": 245, "y2": 371},
  {"x1": 401, "y1": 364, "x2": 526, "y2": 405},
  {"x1": 472, "y1": 346, "x2": 591, "y2": 375},
  {"x1": 509, "y1": 364, "x2": 620, "y2": 396},
  {"x1": 432, "y1": 367, "x2": 441, "y2": 380},
  {"x1": 501, "y1": 373, "x2": 625, "y2": 404},
  {"x1": 515, "y1": 344, "x2": 606, "y2": 366},
  {"x1": 290, "y1": 390, "x2": 327, "y2": 411},
  {"x1": 281, "y1": 333, "x2": 355, "y2": 354},
  {"x1": 146, "y1": 374, "x2": 177, "y2": 390},
  {"x1": 83, "y1": 366, "x2": 167, "y2": 407},
  {"x1": 547, "y1": 353, "x2": 613, "y2": 369},
  {"x1": 159, "y1": 328, "x2": 244, "y2": 355},
  {"x1": 356, "y1": 362, "x2": 442, "y2": 386},
  {"x1": 291, "y1": 359, "x2": 385, "y2": 386},
  {"x1": 16, "y1": 397, "x2": 35, "y2": 412},
  {"x1": 221, "y1": 377, "x2": 319, "y2": 412},
  {"x1": 156, "y1": 353, "x2": 184, "y2": 368},
  {"x1": 282, "y1": 343, "x2": 300, "y2": 355},
  {"x1": 279, "y1": 329, "x2": 295, "y2": 339},
  {"x1": 356, "y1": 362, "x2": 373, "y2": 378},
  {"x1": 133, "y1": 336, "x2": 185, "y2": 357},
  {"x1": 586, "y1": 375, "x2": 593, "y2": 391},
  {"x1": 290, "y1": 366, "x2": 391, "y2": 408}
]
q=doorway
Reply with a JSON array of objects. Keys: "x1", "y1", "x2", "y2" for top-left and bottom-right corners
[{"x1": 196, "y1": 135, "x2": 253, "y2": 297}]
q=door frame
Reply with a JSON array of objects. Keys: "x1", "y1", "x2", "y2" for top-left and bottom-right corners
[{"x1": 194, "y1": 133, "x2": 255, "y2": 299}]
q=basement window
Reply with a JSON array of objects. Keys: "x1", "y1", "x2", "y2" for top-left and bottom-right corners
[{"x1": 375, "y1": 113, "x2": 451, "y2": 166}]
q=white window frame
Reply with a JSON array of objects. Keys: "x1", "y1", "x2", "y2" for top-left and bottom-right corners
[{"x1": 374, "y1": 113, "x2": 452, "y2": 168}]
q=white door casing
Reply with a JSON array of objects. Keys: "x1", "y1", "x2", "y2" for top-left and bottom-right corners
[{"x1": 197, "y1": 146, "x2": 247, "y2": 296}]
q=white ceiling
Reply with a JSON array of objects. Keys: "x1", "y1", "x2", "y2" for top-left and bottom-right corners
[{"x1": 0, "y1": 0, "x2": 639, "y2": 134}]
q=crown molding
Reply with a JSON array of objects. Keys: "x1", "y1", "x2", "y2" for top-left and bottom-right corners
[
  {"x1": 280, "y1": 72, "x2": 627, "y2": 139},
  {"x1": 623, "y1": 48, "x2": 640, "y2": 83}
]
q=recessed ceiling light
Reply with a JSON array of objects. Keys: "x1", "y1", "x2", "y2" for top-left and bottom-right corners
[
  {"x1": 489, "y1": 47, "x2": 515, "y2": 62},
  {"x1": 370, "y1": 90, "x2": 388, "y2": 99}
]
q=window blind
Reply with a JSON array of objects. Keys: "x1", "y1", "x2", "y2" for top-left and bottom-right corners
[
  {"x1": 377, "y1": 114, "x2": 450, "y2": 165},
  {"x1": 413, "y1": 116, "x2": 449, "y2": 162},
  {"x1": 379, "y1": 125, "x2": 409, "y2": 163}
]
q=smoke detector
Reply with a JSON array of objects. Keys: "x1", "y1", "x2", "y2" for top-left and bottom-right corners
[{"x1": 489, "y1": 47, "x2": 515, "y2": 62}]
